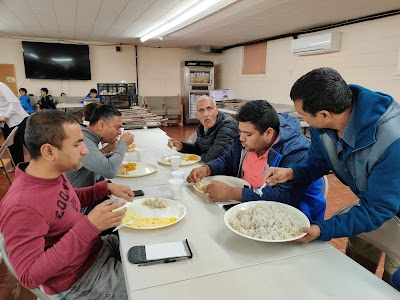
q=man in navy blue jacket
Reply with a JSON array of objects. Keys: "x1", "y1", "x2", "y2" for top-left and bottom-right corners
[
  {"x1": 187, "y1": 100, "x2": 325, "y2": 222},
  {"x1": 265, "y1": 67, "x2": 400, "y2": 282}
]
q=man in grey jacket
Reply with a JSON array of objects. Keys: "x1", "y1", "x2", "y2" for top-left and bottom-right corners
[
  {"x1": 168, "y1": 96, "x2": 237, "y2": 162},
  {"x1": 66, "y1": 105, "x2": 134, "y2": 188}
]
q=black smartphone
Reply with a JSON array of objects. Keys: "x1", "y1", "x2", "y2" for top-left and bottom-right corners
[
  {"x1": 222, "y1": 203, "x2": 240, "y2": 211},
  {"x1": 133, "y1": 190, "x2": 144, "y2": 197}
]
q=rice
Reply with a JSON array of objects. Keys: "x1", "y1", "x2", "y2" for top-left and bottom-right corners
[
  {"x1": 229, "y1": 204, "x2": 302, "y2": 240},
  {"x1": 142, "y1": 198, "x2": 167, "y2": 208}
]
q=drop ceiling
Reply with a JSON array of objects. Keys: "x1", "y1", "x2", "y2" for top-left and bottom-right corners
[{"x1": 0, "y1": 0, "x2": 399, "y2": 49}]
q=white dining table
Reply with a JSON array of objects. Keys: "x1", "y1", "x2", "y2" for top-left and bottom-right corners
[{"x1": 113, "y1": 128, "x2": 399, "y2": 300}]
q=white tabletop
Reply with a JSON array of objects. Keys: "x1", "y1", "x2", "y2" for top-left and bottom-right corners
[
  {"x1": 119, "y1": 184, "x2": 331, "y2": 294},
  {"x1": 129, "y1": 248, "x2": 399, "y2": 300},
  {"x1": 116, "y1": 128, "x2": 397, "y2": 300}
]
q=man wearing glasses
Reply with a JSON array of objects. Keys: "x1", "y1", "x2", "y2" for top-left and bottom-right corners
[{"x1": 168, "y1": 96, "x2": 237, "y2": 162}]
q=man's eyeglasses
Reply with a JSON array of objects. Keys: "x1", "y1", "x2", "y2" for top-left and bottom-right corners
[{"x1": 196, "y1": 106, "x2": 214, "y2": 114}]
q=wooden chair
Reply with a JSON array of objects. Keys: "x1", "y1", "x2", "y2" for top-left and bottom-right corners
[
  {"x1": 0, "y1": 126, "x2": 18, "y2": 185},
  {"x1": 0, "y1": 233, "x2": 52, "y2": 300}
]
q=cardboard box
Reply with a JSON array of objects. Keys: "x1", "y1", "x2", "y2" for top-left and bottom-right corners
[{"x1": 209, "y1": 89, "x2": 235, "y2": 102}]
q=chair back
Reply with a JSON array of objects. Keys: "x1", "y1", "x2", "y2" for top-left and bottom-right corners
[
  {"x1": 0, "y1": 126, "x2": 18, "y2": 157},
  {"x1": 322, "y1": 175, "x2": 329, "y2": 198},
  {"x1": 0, "y1": 233, "x2": 52, "y2": 300},
  {"x1": 334, "y1": 201, "x2": 400, "y2": 265},
  {"x1": 0, "y1": 126, "x2": 18, "y2": 185}
]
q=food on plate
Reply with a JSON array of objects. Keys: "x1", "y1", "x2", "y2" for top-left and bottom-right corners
[
  {"x1": 197, "y1": 183, "x2": 209, "y2": 193},
  {"x1": 182, "y1": 154, "x2": 198, "y2": 161},
  {"x1": 127, "y1": 144, "x2": 136, "y2": 151},
  {"x1": 122, "y1": 208, "x2": 177, "y2": 228},
  {"x1": 229, "y1": 204, "x2": 302, "y2": 240},
  {"x1": 143, "y1": 198, "x2": 167, "y2": 208},
  {"x1": 118, "y1": 162, "x2": 137, "y2": 175}
]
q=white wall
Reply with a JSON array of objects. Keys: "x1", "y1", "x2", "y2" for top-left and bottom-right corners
[
  {"x1": 217, "y1": 14, "x2": 400, "y2": 103},
  {"x1": 0, "y1": 37, "x2": 136, "y2": 97},
  {"x1": 137, "y1": 46, "x2": 216, "y2": 96}
]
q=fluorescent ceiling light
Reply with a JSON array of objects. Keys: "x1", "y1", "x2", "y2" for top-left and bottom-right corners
[{"x1": 140, "y1": 0, "x2": 222, "y2": 42}]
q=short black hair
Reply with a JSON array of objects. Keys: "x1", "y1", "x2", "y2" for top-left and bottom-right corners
[
  {"x1": 236, "y1": 100, "x2": 280, "y2": 135},
  {"x1": 19, "y1": 88, "x2": 27, "y2": 93},
  {"x1": 40, "y1": 87, "x2": 48, "y2": 94},
  {"x1": 86, "y1": 104, "x2": 122, "y2": 125},
  {"x1": 290, "y1": 67, "x2": 353, "y2": 116},
  {"x1": 83, "y1": 102, "x2": 100, "y2": 121},
  {"x1": 90, "y1": 88, "x2": 98, "y2": 94},
  {"x1": 25, "y1": 110, "x2": 80, "y2": 160}
]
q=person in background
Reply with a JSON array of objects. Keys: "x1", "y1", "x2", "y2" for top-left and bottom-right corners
[
  {"x1": 66, "y1": 104, "x2": 134, "y2": 189},
  {"x1": 60, "y1": 92, "x2": 66, "y2": 97},
  {"x1": 36, "y1": 87, "x2": 57, "y2": 110},
  {"x1": 168, "y1": 96, "x2": 237, "y2": 162},
  {"x1": 82, "y1": 102, "x2": 99, "y2": 126},
  {"x1": 187, "y1": 100, "x2": 325, "y2": 222},
  {"x1": 0, "y1": 82, "x2": 29, "y2": 165},
  {"x1": 86, "y1": 88, "x2": 100, "y2": 99},
  {"x1": 0, "y1": 110, "x2": 132, "y2": 299},
  {"x1": 18, "y1": 88, "x2": 34, "y2": 114},
  {"x1": 264, "y1": 67, "x2": 400, "y2": 283}
]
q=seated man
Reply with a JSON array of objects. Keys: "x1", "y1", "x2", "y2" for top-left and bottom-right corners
[
  {"x1": 36, "y1": 87, "x2": 57, "y2": 110},
  {"x1": 168, "y1": 96, "x2": 237, "y2": 163},
  {"x1": 86, "y1": 88, "x2": 100, "y2": 99},
  {"x1": 67, "y1": 104, "x2": 134, "y2": 188},
  {"x1": 18, "y1": 88, "x2": 34, "y2": 114},
  {"x1": 187, "y1": 100, "x2": 325, "y2": 222},
  {"x1": 0, "y1": 110, "x2": 133, "y2": 299}
]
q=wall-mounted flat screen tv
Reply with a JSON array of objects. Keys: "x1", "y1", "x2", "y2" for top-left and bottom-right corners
[{"x1": 22, "y1": 41, "x2": 91, "y2": 80}]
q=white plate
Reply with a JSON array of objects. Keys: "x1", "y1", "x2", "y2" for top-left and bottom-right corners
[
  {"x1": 224, "y1": 201, "x2": 310, "y2": 242},
  {"x1": 159, "y1": 154, "x2": 201, "y2": 166},
  {"x1": 193, "y1": 175, "x2": 251, "y2": 196},
  {"x1": 117, "y1": 161, "x2": 158, "y2": 178},
  {"x1": 122, "y1": 198, "x2": 186, "y2": 230}
]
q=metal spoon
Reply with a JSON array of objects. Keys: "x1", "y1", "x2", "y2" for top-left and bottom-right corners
[
  {"x1": 253, "y1": 164, "x2": 270, "y2": 197},
  {"x1": 112, "y1": 220, "x2": 136, "y2": 232}
]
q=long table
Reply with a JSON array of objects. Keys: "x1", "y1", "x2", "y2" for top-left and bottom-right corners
[{"x1": 114, "y1": 128, "x2": 398, "y2": 299}]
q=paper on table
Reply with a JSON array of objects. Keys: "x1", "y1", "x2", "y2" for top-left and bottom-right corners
[{"x1": 145, "y1": 241, "x2": 189, "y2": 260}]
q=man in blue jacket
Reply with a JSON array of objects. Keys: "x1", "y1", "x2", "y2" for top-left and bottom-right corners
[
  {"x1": 264, "y1": 67, "x2": 400, "y2": 282},
  {"x1": 187, "y1": 100, "x2": 326, "y2": 222}
]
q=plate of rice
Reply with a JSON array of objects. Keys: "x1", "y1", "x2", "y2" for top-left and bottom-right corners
[
  {"x1": 121, "y1": 198, "x2": 186, "y2": 230},
  {"x1": 159, "y1": 154, "x2": 201, "y2": 166},
  {"x1": 224, "y1": 201, "x2": 310, "y2": 242},
  {"x1": 117, "y1": 161, "x2": 158, "y2": 178}
]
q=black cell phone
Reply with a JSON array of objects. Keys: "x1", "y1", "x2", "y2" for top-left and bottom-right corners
[
  {"x1": 133, "y1": 190, "x2": 144, "y2": 197},
  {"x1": 223, "y1": 203, "x2": 240, "y2": 211}
]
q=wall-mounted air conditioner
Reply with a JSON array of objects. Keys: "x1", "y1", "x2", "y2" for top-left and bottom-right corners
[{"x1": 291, "y1": 32, "x2": 342, "y2": 56}]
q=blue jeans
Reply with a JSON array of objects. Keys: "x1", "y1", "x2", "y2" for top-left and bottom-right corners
[{"x1": 51, "y1": 235, "x2": 128, "y2": 300}]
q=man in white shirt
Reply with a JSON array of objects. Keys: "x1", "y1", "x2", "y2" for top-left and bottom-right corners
[{"x1": 0, "y1": 82, "x2": 29, "y2": 165}]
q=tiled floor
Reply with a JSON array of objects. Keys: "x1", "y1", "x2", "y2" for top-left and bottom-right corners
[{"x1": 0, "y1": 124, "x2": 384, "y2": 299}]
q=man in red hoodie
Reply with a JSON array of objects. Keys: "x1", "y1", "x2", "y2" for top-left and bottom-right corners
[{"x1": 0, "y1": 110, "x2": 133, "y2": 299}]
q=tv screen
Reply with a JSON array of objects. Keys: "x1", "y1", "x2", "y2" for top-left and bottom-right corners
[{"x1": 22, "y1": 41, "x2": 91, "y2": 80}]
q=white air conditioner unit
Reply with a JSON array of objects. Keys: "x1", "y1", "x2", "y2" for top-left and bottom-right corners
[{"x1": 291, "y1": 32, "x2": 342, "y2": 56}]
